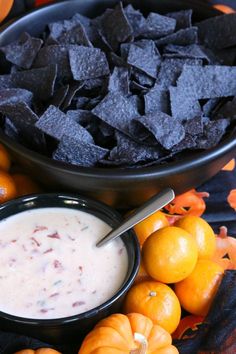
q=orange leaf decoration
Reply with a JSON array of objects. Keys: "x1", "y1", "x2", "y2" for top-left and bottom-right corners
[
  {"x1": 222, "y1": 159, "x2": 235, "y2": 171},
  {"x1": 164, "y1": 189, "x2": 209, "y2": 217},
  {"x1": 212, "y1": 226, "x2": 236, "y2": 270},
  {"x1": 227, "y1": 189, "x2": 236, "y2": 210}
]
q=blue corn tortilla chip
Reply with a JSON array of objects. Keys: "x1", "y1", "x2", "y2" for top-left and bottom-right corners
[
  {"x1": 108, "y1": 67, "x2": 130, "y2": 95},
  {"x1": 132, "y1": 70, "x2": 155, "y2": 88},
  {"x1": 177, "y1": 65, "x2": 236, "y2": 99},
  {"x1": 66, "y1": 109, "x2": 100, "y2": 138},
  {"x1": 169, "y1": 86, "x2": 202, "y2": 120},
  {"x1": 53, "y1": 134, "x2": 108, "y2": 167},
  {"x1": 98, "y1": 2, "x2": 133, "y2": 51},
  {"x1": 127, "y1": 40, "x2": 161, "y2": 78},
  {"x1": 76, "y1": 96, "x2": 90, "y2": 109},
  {"x1": 61, "y1": 82, "x2": 84, "y2": 110},
  {"x1": 124, "y1": 4, "x2": 146, "y2": 38},
  {"x1": 130, "y1": 80, "x2": 149, "y2": 93},
  {"x1": 0, "y1": 102, "x2": 46, "y2": 152},
  {"x1": 166, "y1": 9, "x2": 193, "y2": 30},
  {"x1": 33, "y1": 45, "x2": 74, "y2": 81},
  {"x1": 109, "y1": 132, "x2": 160, "y2": 164},
  {"x1": 155, "y1": 27, "x2": 198, "y2": 47},
  {"x1": 0, "y1": 32, "x2": 43, "y2": 69},
  {"x1": 11, "y1": 64, "x2": 57, "y2": 102},
  {"x1": 35, "y1": 105, "x2": 94, "y2": 143},
  {"x1": 203, "y1": 98, "x2": 222, "y2": 117},
  {"x1": 196, "y1": 13, "x2": 236, "y2": 50},
  {"x1": 163, "y1": 44, "x2": 211, "y2": 62},
  {"x1": 214, "y1": 97, "x2": 236, "y2": 120},
  {"x1": 69, "y1": 46, "x2": 110, "y2": 81},
  {"x1": 156, "y1": 58, "x2": 202, "y2": 89},
  {"x1": 108, "y1": 52, "x2": 128, "y2": 68},
  {"x1": 83, "y1": 76, "x2": 108, "y2": 91},
  {"x1": 130, "y1": 112, "x2": 185, "y2": 150},
  {"x1": 172, "y1": 134, "x2": 197, "y2": 152},
  {"x1": 48, "y1": 85, "x2": 69, "y2": 108},
  {"x1": 138, "y1": 12, "x2": 176, "y2": 39},
  {"x1": 92, "y1": 92, "x2": 139, "y2": 134},
  {"x1": 144, "y1": 84, "x2": 169, "y2": 115},
  {"x1": 0, "y1": 75, "x2": 13, "y2": 89},
  {"x1": 0, "y1": 88, "x2": 32, "y2": 106},
  {"x1": 195, "y1": 119, "x2": 230, "y2": 149},
  {"x1": 184, "y1": 116, "x2": 204, "y2": 135}
]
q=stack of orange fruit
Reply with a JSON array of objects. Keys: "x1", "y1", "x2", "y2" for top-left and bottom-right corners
[
  {"x1": 0, "y1": 143, "x2": 40, "y2": 203},
  {"x1": 125, "y1": 206, "x2": 228, "y2": 337}
]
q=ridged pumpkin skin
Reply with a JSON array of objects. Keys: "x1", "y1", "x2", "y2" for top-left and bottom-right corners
[
  {"x1": 78, "y1": 313, "x2": 179, "y2": 354},
  {"x1": 14, "y1": 349, "x2": 61, "y2": 354}
]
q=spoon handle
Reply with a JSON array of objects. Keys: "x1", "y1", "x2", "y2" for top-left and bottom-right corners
[{"x1": 96, "y1": 188, "x2": 175, "y2": 247}]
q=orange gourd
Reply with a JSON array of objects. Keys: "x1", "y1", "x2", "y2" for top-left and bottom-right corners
[
  {"x1": 164, "y1": 189, "x2": 209, "y2": 217},
  {"x1": 79, "y1": 313, "x2": 179, "y2": 354},
  {"x1": 14, "y1": 349, "x2": 61, "y2": 354}
]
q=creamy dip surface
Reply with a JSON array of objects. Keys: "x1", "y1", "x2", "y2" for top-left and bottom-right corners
[{"x1": 0, "y1": 208, "x2": 128, "y2": 319}]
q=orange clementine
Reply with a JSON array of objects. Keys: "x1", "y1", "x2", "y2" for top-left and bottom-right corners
[
  {"x1": 0, "y1": 143, "x2": 11, "y2": 171},
  {"x1": 175, "y1": 216, "x2": 216, "y2": 259},
  {"x1": 0, "y1": 170, "x2": 17, "y2": 203},
  {"x1": 124, "y1": 281, "x2": 181, "y2": 334},
  {"x1": 134, "y1": 259, "x2": 152, "y2": 284},
  {"x1": 134, "y1": 210, "x2": 169, "y2": 246},
  {"x1": 12, "y1": 174, "x2": 41, "y2": 197},
  {"x1": 175, "y1": 260, "x2": 224, "y2": 317},
  {"x1": 142, "y1": 226, "x2": 198, "y2": 283},
  {"x1": 213, "y1": 4, "x2": 235, "y2": 14}
]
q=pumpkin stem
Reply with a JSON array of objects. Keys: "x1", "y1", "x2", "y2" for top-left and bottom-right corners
[{"x1": 130, "y1": 332, "x2": 148, "y2": 354}]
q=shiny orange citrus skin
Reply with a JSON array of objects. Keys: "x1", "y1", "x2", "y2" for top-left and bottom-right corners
[
  {"x1": 142, "y1": 226, "x2": 198, "y2": 283},
  {"x1": 12, "y1": 174, "x2": 41, "y2": 197},
  {"x1": 0, "y1": 170, "x2": 17, "y2": 203},
  {"x1": 124, "y1": 281, "x2": 181, "y2": 334},
  {"x1": 175, "y1": 260, "x2": 224, "y2": 317},
  {"x1": 134, "y1": 210, "x2": 169, "y2": 247},
  {"x1": 0, "y1": 144, "x2": 11, "y2": 171},
  {"x1": 175, "y1": 216, "x2": 216, "y2": 259}
]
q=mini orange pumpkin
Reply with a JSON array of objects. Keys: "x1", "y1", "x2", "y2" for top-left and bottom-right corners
[
  {"x1": 164, "y1": 189, "x2": 209, "y2": 217},
  {"x1": 79, "y1": 313, "x2": 179, "y2": 354},
  {"x1": 14, "y1": 349, "x2": 61, "y2": 354}
]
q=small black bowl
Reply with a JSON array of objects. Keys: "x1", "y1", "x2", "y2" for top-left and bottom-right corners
[
  {"x1": 0, "y1": 193, "x2": 140, "y2": 344},
  {"x1": 0, "y1": 0, "x2": 236, "y2": 209}
]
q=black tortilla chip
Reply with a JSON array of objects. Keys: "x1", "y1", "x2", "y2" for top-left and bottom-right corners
[
  {"x1": 53, "y1": 134, "x2": 108, "y2": 167},
  {"x1": 0, "y1": 88, "x2": 32, "y2": 106},
  {"x1": 0, "y1": 32, "x2": 43, "y2": 69},
  {"x1": 48, "y1": 85, "x2": 69, "y2": 108},
  {"x1": 156, "y1": 58, "x2": 202, "y2": 89},
  {"x1": 33, "y1": 45, "x2": 74, "y2": 81},
  {"x1": 144, "y1": 84, "x2": 169, "y2": 115},
  {"x1": 35, "y1": 105, "x2": 94, "y2": 143},
  {"x1": 11, "y1": 64, "x2": 57, "y2": 101},
  {"x1": 164, "y1": 44, "x2": 211, "y2": 62},
  {"x1": 99, "y1": 2, "x2": 133, "y2": 51},
  {"x1": 108, "y1": 66, "x2": 130, "y2": 95},
  {"x1": 109, "y1": 132, "x2": 160, "y2": 164},
  {"x1": 195, "y1": 119, "x2": 230, "y2": 149},
  {"x1": 130, "y1": 112, "x2": 185, "y2": 150},
  {"x1": 139, "y1": 12, "x2": 176, "y2": 39},
  {"x1": 92, "y1": 92, "x2": 139, "y2": 134},
  {"x1": 177, "y1": 65, "x2": 236, "y2": 99},
  {"x1": 196, "y1": 13, "x2": 236, "y2": 50},
  {"x1": 69, "y1": 46, "x2": 110, "y2": 81},
  {"x1": 124, "y1": 4, "x2": 146, "y2": 38},
  {"x1": 127, "y1": 40, "x2": 161, "y2": 78},
  {"x1": 155, "y1": 27, "x2": 198, "y2": 47},
  {"x1": 170, "y1": 86, "x2": 202, "y2": 120},
  {"x1": 166, "y1": 9, "x2": 193, "y2": 30}
]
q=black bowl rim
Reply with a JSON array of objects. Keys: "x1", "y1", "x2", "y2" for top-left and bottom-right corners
[
  {"x1": 0, "y1": 0, "x2": 235, "y2": 181},
  {"x1": 0, "y1": 192, "x2": 140, "y2": 326}
]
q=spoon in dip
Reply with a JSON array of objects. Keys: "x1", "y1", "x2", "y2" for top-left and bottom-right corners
[{"x1": 96, "y1": 188, "x2": 175, "y2": 247}]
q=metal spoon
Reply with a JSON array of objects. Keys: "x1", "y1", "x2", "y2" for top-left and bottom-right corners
[{"x1": 96, "y1": 188, "x2": 175, "y2": 247}]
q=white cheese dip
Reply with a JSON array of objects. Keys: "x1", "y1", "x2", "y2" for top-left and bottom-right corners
[{"x1": 0, "y1": 208, "x2": 128, "y2": 319}]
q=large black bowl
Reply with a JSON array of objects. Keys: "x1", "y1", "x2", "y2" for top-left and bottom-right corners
[
  {"x1": 0, "y1": 193, "x2": 140, "y2": 344},
  {"x1": 0, "y1": 0, "x2": 235, "y2": 208}
]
